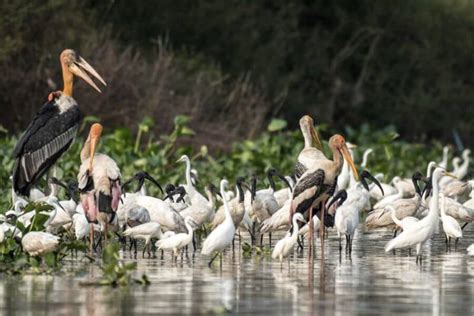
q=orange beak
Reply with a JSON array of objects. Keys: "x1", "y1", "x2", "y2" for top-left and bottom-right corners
[
  {"x1": 340, "y1": 144, "x2": 359, "y2": 181},
  {"x1": 88, "y1": 123, "x2": 103, "y2": 171}
]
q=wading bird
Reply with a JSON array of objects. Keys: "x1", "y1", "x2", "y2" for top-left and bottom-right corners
[
  {"x1": 290, "y1": 134, "x2": 359, "y2": 255},
  {"x1": 78, "y1": 123, "x2": 121, "y2": 253},
  {"x1": 272, "y1": 213, "x2": 306, "y2": 263},
  {"x1": 22, "y1": 231, "x2": 60, "y2": 256},
  {"x1": 201, "y1": 179, "x2": 235, "y2": 267},
  {"x1": 156, "y1": 217, "x2": 195, "y2": 258},
  {"x1": 12, "y1": 49, "x2": 106, "y2": 197},
  {"x1": 385, "y1": 168, "x2": 452, "y2": 263},
  {"x1": 294, "y1": 115, "x2": 325, "y2": 179},
  {"x1": 439, "y1": 193, "x2": 462, "y2": 248}
]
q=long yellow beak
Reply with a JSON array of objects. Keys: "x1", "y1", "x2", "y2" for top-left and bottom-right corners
[
  {"x1": 88, "y1": 123, "x2": 103, "y2": 171},
  {"x1": 341, "y1": 145, "x2": 359, "y2": 181},
  {"x1": 310, "y1": 125, "x2": 324, "y2": 151},
  {"x1": 69, "y1": 56, "x2": 107, "y2": 93}
]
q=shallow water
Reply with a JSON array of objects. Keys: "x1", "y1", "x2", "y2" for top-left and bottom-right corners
[{"x1": 1, "y1": 225, "x2": 474, "y2": 315}]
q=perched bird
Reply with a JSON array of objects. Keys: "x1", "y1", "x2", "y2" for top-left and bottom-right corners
[
  {"x1": 22, "y1": 232, "x2": 60, "y2": 256},
  {"x1": 335, "y1": 203, "x2": 359, "y2": 254},
  {"x1": 201, "y1": 179, "x2": 235, "y2": 267},
  {"x1": 12, "y1": 49, "x2": 106, "y2": 197},
  {"x1": 272, "y1": 213, "x2": 306, "y2": 263}
]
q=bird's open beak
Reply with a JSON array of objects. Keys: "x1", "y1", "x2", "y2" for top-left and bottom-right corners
[
  {"x1": 88, "y1": 123, "x2": 103, "y2": 171},
  {"x1": 310, "y1": 125, "x2": 324, "y2": 151},
  {"x1": 341, "y1": 145, "x2": 359, "y2": 181},
  {"x1": 68, "y1": 56, "x2": 107, "y2": 93}
]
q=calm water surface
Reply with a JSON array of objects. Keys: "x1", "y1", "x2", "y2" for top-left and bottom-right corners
[{"x1": 1, "y1": 225, "x2": 474, "y2": 315}]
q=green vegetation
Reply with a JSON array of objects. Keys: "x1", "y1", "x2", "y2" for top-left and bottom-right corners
[{"x1": 0, "y1": 116, "x2": 453, "y2": 212}]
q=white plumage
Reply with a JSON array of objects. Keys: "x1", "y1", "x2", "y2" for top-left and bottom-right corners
[
  {"x1": 156, "y1": 217, "x2": 195, "y2": 257},
  {"x1": 201, "y1": 180, "x2": 235, "y2": 262},
  {"x1": 272, "y1": 213, "x2": 305, "y2": 262},
  {"x1": 22, "y1": 232, "x2": 60, "y2": 256}
]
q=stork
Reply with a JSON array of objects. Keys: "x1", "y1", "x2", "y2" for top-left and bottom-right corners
[
  {"x1": 78, "y1": 123, "x2": 121, "y2": 253},
  {"x1": 12, "y1": 49, "x2": 106, "y2": 197},
  {"x1": 294, "y1": 115, "x2": 325, "y2": 179},
  {"x1": 290, "y1": 134, "x2": 359, "y2": 257}
]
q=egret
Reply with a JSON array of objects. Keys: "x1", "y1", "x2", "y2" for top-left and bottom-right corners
[
  {"x1": 123, "y1": 222, "x2": 162, "y2": 257},
  {"x1": 156, "y1": 217, "x2": 195, "y2": 258},
  {"x1": 201, "y1": 179, "x2": 235, "y2": 267},
  {"x1": 272, "y1": 213, "x2": 306, "y2": 263},
  {"x1": 385, "y1": 168, "x2": 453, "y2": 263},
  {"x1": 439, "y1": 193, "x2": 462, "y2": 248}
]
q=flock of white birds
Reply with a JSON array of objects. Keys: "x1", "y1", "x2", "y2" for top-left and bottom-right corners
[{"x1": 3, "y1": 122, "x2": 474, "y2": 267}]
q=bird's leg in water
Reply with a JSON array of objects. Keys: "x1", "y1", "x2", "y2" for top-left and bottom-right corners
[
  {"x1": 192, "y1": 235, "x2": 197, "y2": 252},
  {"x1": 461, "y1": 222, "x2": 469, "y2": 230},
  {"x1": 455, "y1": 238, "x2": 459, "y2": 249},
  {"x1": 308, "y1": 207, "x2": 314, "y2": 261},
  {"x1": 104, "y1": 224, "x2": 108, "y2": 248},
  {"x1": 320, "y1": 201, "x2": 326, "y2": 254},
  {"x1": 89, "y1": 223, "x2": 94, "y2": 254},
  {"x1": 269, "y1": 233, "x2": 272, "y2": 247},
  {"x1": 208, "y1": 252, "x2": 219, "y2": 268},
  {"x1": 232, "y1": 238, "x2": 235, "y2": 252},
  {"x1": 297, "y1": 235, "x2": 304, "y2": 252},
  {"x1": 393, "y1": 229, "x2": 398, "y2": 238}
]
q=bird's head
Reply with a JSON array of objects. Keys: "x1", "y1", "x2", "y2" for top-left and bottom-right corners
[
  {"x1": 88, "y1": 123, "x2": 103, "y2": 171},
  {"x1": 176, "y1": 155, "x2": 189, "y2": 164},
  {"x1": 329, "y1": 134, "x2": 359, "y2": 181},
  {"x1": 60, "y1": 49, "x2": 106, "y2": 94},
  {"x1": 299, "y1": 115, "x2": 323, "y2": 150}
]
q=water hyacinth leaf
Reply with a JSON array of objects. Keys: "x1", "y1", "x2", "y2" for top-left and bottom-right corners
[{"x1": 267, "y1": 119, "x2": 287, "y2": 132}]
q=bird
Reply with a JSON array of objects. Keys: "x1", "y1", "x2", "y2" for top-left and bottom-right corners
[
  {"x1": 439, "y1": 193, "x2": 462, "y2": 248},
  {"x1": 335, "y1": 203, "x2": 359, "y2": 254},
  {"x1": 442, "y1": 179, "x2": 472, "y2": 203},
  {"x1": 77, "y1": 123, "x2": 121, "y2": 253},
  {"x1": 467, "y1": 244, "x2": 474, "y2": 256},
  {"x1": 123, "y1": 222, "x2": 162, "y2": 257},
  {"x1": 294, "y1": 115, "x2": 325, "y2": 179},
  {"x1": 453, "y1": 149, "x2": 471, "y2": 180},
  {"x1": 439, "y1": 146, "x2": 450, "y2": 170},
  {"x1": 22, "y1": 231, "x2": 60, "y2": 256},
  {"x1": 388, "y1": 205, "x2": 419, "y2": 232},
  {"x1": 12, "y1": 49, "x2": 106, "y2": 197},
  {"x1": 211, "y1": 177, "x2": 248, "y2": 229},
  {"x1": 272, "y1": 213, "x2": 306, "y2": 263},
  {"x1": 361, "y1": 148, "x2": 373, "y2": 169},
  {"x1": 201, "y1": 179, "x2": 235, "y2": 267},
  {"x1": 72, "y1": 213, "x2": 89, "y2": 240},
  {"x1": 290, "y1": 134, "x2": 359, "y2": 254},
  {"x1": 385, "y1": 168, "x2": 452, "y2": 263},
  {"x1": 156, "y1": 217, "x2": 195, "y2": 258}
]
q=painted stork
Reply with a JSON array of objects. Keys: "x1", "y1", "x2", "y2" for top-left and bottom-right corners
[
  {"x1": 294, "y1": 115, "x2": 325, "y2": 179},
  {"x1": 290, "y1": 134, "x2": 359, "y2": 256},
  {"x1": 78, "y1": 123, "x2": 121, "y2": 253},
  {"x1": 12, "y1": 49, "x2": 106, "y2": 197}
]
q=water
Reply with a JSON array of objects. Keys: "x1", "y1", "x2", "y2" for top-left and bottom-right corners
[{"x1": 1, "y1": 225, "x2": 474, "y2": 315}]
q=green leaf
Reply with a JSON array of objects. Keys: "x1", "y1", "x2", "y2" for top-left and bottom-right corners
[{"x1": 267, "y1": 119, "x2": 287, "y2": 132}]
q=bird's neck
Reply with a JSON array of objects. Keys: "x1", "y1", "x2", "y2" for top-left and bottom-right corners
[
  {"x1": 184, "y1": 159, "x2": 194, "y2": 190},
  {"x1": 301, "y1": 125, "x2": 312, "y2": 149},
  {"x1": 81, "y1": 137, "x2": 91, "y2": 162},
  {"x1": 331, "y1": 147, "x2": 344, "y2": 177},
  {"x1": 290, "y1": 217, "x2": 299, "y2": 239},
  {"x1": 428, "y1": 177, "x2": 440, "y2": 219},
  {"x1": 62, "y1": 63, "x2": 74, "y2": 97}
]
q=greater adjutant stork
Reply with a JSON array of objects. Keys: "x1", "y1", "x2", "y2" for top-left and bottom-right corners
[
  {"x1": 78, "y1": 123, "x2": 121, "y2": 252},
  {"x1": 12, "y1": 49, "x2": 106, "y2": 197}
]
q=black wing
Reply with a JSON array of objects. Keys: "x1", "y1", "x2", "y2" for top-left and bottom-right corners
[{"x1": 13, "y1": 99, "x2": 81, "y2": 196}]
